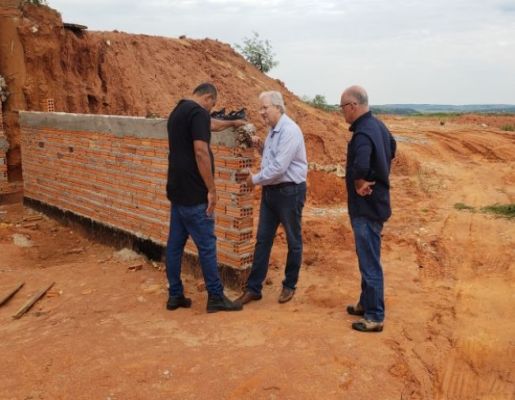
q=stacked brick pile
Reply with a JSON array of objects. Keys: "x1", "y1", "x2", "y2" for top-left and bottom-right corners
[
  {"x1": 0, "y1": 101, "x2": 9, "y2": 193},
  {"x1": 19, "y1": 111, "x2": 255, "y2": 277},
  {"x1": 185, "y1": 144, "x2": 255, "y2": 269}
]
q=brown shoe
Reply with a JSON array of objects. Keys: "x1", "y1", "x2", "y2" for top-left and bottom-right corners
[
  {"x1": 278, "y1": 287, "x2": 295, "y2": 303},
  {"x1": 236, "y1": 291, "x2": 262, "y2": 306},
  {"x1": 351, "y1": 318, "x2": 384, "y2": 332}
]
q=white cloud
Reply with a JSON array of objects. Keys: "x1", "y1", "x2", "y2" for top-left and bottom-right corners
[{"x1": 49, "y1": 0, "x2": 515, "y2": 103}]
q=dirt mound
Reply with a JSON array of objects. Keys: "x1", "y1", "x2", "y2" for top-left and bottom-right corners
[
  {"x1": 13, "y1": 4, "x2": 346, "y2": 167},
  {"x1": 307, "y1": 170, "x2": 346, "y2": 205},
  {"x1": 4, "y1": 4, "x2": 514, "y2": 205}
]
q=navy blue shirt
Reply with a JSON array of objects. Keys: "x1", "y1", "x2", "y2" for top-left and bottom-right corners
[{"x1": 345, "y1": 111, "x2": 396, "y2": 222}]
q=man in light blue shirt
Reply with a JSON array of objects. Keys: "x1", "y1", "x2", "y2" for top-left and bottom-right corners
[{"x1": 237, "y1": 91, "x2": 308, "y2": 305}]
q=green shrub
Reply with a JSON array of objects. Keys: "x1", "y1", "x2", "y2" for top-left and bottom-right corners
[
  {"x1": 302, "y1": 94, "x2": 338, "y2": 112},
  {"x1": 481, "y1": 203, "x2": 515, "y2": 219},
  {"x1": 235, "y1": 32, "x2": 278, "y2": 73},
  {"x1": 500, "y1": 124, "x2": 514, "y2": 131},
  {"x1": 454, "y1": 202, "x2": 475, "y2": 211}
]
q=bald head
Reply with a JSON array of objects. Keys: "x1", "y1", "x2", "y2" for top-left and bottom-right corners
[
  {"x1": 343, "y1": 85, "x2": 368, "y2": 106},
  {"x1": 340, "y1": 85, "x2": 370, "y2": 124}
]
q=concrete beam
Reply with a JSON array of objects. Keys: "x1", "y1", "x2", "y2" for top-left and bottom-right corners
[{"x1": 19, "y1": 111, "x2": 237, "y2": 145}]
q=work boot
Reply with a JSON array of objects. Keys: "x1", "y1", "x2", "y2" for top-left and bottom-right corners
[
  {"x1": 210, "y1": 108, "x2": 226, "y2": 119},
  {"x1": 225, "y1": 108, "x2": 246, "y2": 120},
  {"x1": 206, "y1": 293, "x2": 243, "y2": 313},
  {"x1": 166, "y1": 295, "x2": 192, "y2": 310},
  {"x1": 351, "y1": 318, "x2": 384, "y2": 332}
]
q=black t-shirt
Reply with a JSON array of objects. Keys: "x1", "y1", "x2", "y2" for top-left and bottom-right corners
[{"x1": 166, "y1": 99, "x2": 214, "y2": 205}]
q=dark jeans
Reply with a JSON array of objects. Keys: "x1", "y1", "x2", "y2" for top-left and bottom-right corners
[
  {"x1": 165, "y1": 203, "x2": 224, "y2": 297},
  {"x1": 350, "y1": 216, "x2": 385, "y2": 322},
  {"x1": 246, "y1": 182, "x2": 306, "y2": 295}
]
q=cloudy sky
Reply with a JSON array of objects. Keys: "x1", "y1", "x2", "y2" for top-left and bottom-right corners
[{"x1": 49, "y1": 0, "x2": 515, "y2": 105}]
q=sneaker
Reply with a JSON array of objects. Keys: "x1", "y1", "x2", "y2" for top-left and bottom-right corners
[
  {"x1": 206, "y1": 293, "x2": 243, "y2": 313},
  {"x1": 351, "y1": 318, "x2": 384, "y2": 332},
  {"x1": 166, "y1": 295, "x2": 192, "y2": 310},
  {"x1": 346, "y1": 303, "x2": 365, "y2": 316}
]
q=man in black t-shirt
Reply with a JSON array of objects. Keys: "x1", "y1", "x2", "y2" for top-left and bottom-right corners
[{"x1": 165, "y1": 82, "x2": 245, "y2": 313}]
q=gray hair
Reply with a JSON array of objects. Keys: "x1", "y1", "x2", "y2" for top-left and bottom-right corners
[
  {"x1": 259, "y1": 91, "x2": 286, "y2": 113},
  {"x1": 346, "y1": 86, "x2": 369, "y2": 106}
]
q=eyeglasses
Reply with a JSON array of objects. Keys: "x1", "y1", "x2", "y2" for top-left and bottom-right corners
[{"x1": 339, "y1": 102, "x2": 354, "y2": 109}]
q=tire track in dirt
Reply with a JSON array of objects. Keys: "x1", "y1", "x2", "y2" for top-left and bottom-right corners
[
  {"x1": 382, "y1": 125, "x2": 514, "y2": 399},
  {"x1": 432, "y1": 211, "x2": 515, "y2": 400}
]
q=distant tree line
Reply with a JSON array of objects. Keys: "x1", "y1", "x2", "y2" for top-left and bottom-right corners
[{"x1": 372, "y1": 104, "x2": 515, "y2": 115}]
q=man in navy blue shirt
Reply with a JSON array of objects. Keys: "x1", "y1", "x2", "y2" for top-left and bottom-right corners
[{"x1": 340, "y1": 85, "x2": 396, "y2": 332}]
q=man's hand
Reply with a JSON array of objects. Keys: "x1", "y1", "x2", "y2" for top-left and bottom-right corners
[
  {"x1": 207, "y1": 189, "x2": 217, "y2": 216},
  {"x1": 354, "y1": 179, "x2": 375, "y2": 196}
]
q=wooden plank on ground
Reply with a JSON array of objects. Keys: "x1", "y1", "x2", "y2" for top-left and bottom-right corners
[
  {"x1": 0, "y1": 282, "x2": 24, "y2": 307},
  {"x1": 12, "y1": 282, "x2": 55, "y2": 319}
]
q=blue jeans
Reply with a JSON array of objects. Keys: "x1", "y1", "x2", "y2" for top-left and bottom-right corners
[
  {"x1": 246, "y1": 182, "x2": 306, "y2": 295},
  {"x1": 165, "y1": 203, "x2": 223, "y2": 297},
  {"x1": 350, "y1": 216, "x2": 385, "y2": 322}
]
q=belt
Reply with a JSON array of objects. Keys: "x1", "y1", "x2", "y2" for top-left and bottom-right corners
[{"x1": 264, "y1": 182, "x2": 296, "y2": 189}]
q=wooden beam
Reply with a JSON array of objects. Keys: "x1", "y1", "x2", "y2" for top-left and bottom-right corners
[
  {"x1": 12, "y1": 282, "x2": 54, "y2": 319},
  {"x1": 0, "y1": 282, "x2": 24, "y2": 307}
]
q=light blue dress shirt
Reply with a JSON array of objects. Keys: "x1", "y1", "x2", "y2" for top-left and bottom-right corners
[{"x1": 252, "y1": 113, "x2": 308, "y2": 186}]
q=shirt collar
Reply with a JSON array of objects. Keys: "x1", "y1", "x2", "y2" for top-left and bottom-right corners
[
  {"x1": 271, "y1": 113, "x2": 287, "y2": 136},
  {"x1": 349, "y1": 111, "x2": 372, "y2": 132}
]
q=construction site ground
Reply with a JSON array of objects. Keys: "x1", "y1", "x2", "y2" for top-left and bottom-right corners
[{"x1": 1, "y1": 116, "x2": 514, "y2": 399}]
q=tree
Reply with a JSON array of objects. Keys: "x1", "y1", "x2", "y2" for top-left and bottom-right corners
[
  {"x1": 303, "y1": 94, "x2": 338, "y2": 112},
  {"x1": 235, "y1": 32, "x2": 278, "y2": 73},
  {"x1": 311, "y1": 95, "x2": 328, "y2": 109}
]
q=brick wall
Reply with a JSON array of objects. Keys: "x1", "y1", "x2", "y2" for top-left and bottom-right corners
[{"x1": 19, "y1": 111, "x2": 255, "y2": 271}]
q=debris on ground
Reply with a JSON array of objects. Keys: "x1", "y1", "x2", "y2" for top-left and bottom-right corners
[
  {"x1": 12, "y1": 233, "x2": 33, "y2": 248},
  {"x1": 128, "y1": 263, "x2": 143, "y2": 271},
  {"x1": 63, "y1": 247, "x2": 85, "y2": 255},
  {"x1": 113, "y1": 248, "x2": 143, "y2": 262},
  {"x1": 12, "y1": 282, "x2": 55, "y2": 319},
  {"x1": 0, "y1": 282, "x2": 25, "y2": 307}
]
